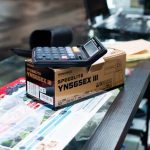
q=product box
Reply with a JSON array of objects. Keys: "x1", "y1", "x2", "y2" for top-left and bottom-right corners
[{"x1": 25, "y1": 48, "x2": 126, "y2": 109}]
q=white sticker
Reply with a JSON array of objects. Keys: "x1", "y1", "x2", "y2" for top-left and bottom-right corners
[
  {"x1": 27, "y1": 81, "x2": 39, "y2": 98},
  {"x1": 40, "y1": 93, "x2": 53, "y2": 105},
  {"x1": 40, "y1": 87, "x2": 46, "y2": 94}
]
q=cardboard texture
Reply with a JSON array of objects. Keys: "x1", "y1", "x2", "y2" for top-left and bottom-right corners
[{"x1": 25, "y1": 49, "x2": 126, "y2": 109}]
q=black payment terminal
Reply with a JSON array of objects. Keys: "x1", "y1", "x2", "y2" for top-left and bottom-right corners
[{"x1": 32, "y1": 36, "x2": 107, "y2": 68}]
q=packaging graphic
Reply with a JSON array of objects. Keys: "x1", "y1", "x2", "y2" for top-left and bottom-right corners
[{"x1": 25, "y1": 49, "x2": 126, "y2": 109}]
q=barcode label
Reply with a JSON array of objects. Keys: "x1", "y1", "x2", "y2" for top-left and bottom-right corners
[
  {"x1": 40, "y1": 87, "x2": 46, "y2": 93},
  {"x1": 27, "y1": 81, "x2": 39, "y2": 98},
  {"x1": 40, "y1": 93, "x2": 53, "y2": 105}
]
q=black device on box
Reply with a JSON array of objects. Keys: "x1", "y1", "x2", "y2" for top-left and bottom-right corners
[{"x1": 32, "y1": 36, "x2": 107, "y2": 68}]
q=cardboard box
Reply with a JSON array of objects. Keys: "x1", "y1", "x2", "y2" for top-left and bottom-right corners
[{"x1": 25, "y1": 48, "x2": 126, "y2": 109}]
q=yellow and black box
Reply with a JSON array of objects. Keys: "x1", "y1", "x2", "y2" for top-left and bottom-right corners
[{"x1": 25, "y1": 48, "x2": 126, "y2": 109}]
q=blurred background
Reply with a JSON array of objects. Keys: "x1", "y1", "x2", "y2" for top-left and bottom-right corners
[
  {"x1": 0, "y1": 0, "x2": 146, "y2": 61},
  {"x1": 0, "y1": 0, "x2": 86, "y2": 61}
]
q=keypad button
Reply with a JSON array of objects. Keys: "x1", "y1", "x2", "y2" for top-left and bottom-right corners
[
  {"x1": 36, "y1": 56, "x2": 43, "y2": 60},
  {"x1": 66, "y1": 47, "x2": 73, "y2": 54},
  {"x1": 36, "y1": 53, "x2": 42, "y2": 57},
  {"x1": 46, "y1": 54, "x2": 51, "y2": 57},
  {"x1": 61, "y1": 54, "x2": 68, "y2": 60},
  {"x1": 42, "y1": 55, "x2": 46, "y2": 58},
  {"x1": 72, "y1": 47, "x2": 80, "y2": 53},
  {"x1": 59, "y1": 50, "x2": 66, "y2": 54},
  {"x1": 45, "y1": 56, "x2": 51, "y2": 59},
  {"x1": 57, "y1": 47, "x2": 65, "y2": 53},
  {"x1": 52, "y1": 54, "x2": 60, "y2": 60},
  {"x1": 68, "y1": 55, "x2": 76, "y2": 59},
  {"x1": 36, "y1": 47, "x2": 43, "y2": 52},
  {"x1": 43, "y1": 47, "x2": 50, "y2": 53},
  {"x1": 36, "y1": 52, "x2": 41, "y2": 55},
  {"x1": 51, "y1": 48, "x2": 59, "y2": 54},
  {"x1": 68, "y1": 53, "x2": 75, "y2": 57},
  {"x1": 45, "y1": 54, "x2": 51, "y2": 60}
]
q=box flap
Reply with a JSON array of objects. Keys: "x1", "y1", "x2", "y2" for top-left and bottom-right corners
[
  {"x1": 88, "y1": 48, "x2": 125, "y2": 72},
  {"x1": 88, "y1": 57, "x2": 105, "y2": 72}
]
